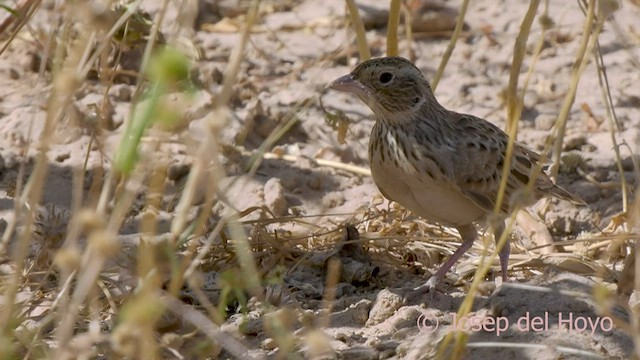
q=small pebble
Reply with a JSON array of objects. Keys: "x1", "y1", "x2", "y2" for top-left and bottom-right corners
[
  {"x1": 366, "y1": 289, "x2": 404, "y2": 326},
  {"x1": 322, "y1": 191, "x2": 345, "y2": 208},
  {"x1": 9, "y1": 68, "x2": 20, "y2": 80},
  {"x1": 261, "y1": 338, "x2": 277, "y2": 351},
  {"x1": 621, "y1": 155, "x2": 640, "y2": 171},
  {"x1": 534, "y1": 113, "x2": 556, "y2": 130},
  {"x1": 167, "y1": 163, "x2": 190, "y2": 181},
  {"x1": 111, "y1": 85, "x2": 133, "y2": 102},
  {"x1": 563, "y1": 135, "x2": 587, "y2": 151}
]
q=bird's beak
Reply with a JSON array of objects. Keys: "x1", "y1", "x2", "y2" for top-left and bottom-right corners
[{"x1": 328, "y1": 74, "x2": 367, "y2": 95}]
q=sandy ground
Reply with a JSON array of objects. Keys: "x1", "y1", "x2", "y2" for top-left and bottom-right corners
[{"x1": 1, "y1": 0, "x2": 639, "y2": 358}]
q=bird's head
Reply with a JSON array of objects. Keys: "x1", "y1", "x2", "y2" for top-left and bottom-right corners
[{"x1": 329, "y1": 56, "x2": 436, "y2": 120}]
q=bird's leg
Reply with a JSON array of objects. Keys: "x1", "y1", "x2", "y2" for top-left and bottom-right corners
[
  {"x1": 493, "y1": 220, "x2": 509, "y2": 282},
  {"x1": 417, "y1": 224, "x2": 477, "y2": 291}
]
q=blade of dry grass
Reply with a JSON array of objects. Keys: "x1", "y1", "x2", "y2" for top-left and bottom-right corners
[
  {"x1": 494, "y1": 0, "x2": 540, "y2": 213},
  {"x1": 431, "y1": 0, "x2": 469, "y2": 91},
  {"x1": 235, "y1": 145, "x2": 372, "y2": 176},
  {"x1": 438, "y1": 214, "x2": 518, "y2": 359},
  {"x1": 466, "y1": 342, "x2": 605, "y2": 359},
  {"x1": 548, "y1": 0, "x2": 598, "y2": 179},
  {"x1": 386, "y1": 0, "x2": 402, "y2": 56},
  {"x1": 345, "y1": 0, "x2": 370, "y2": 60},
  {"x1": 631, "y1": 192, "x2": 640, "y2": 359},
  {"x1": 402, "y1": 5, "x2": 415, "y2": 60},
  {"x1": 592, "y1": 13, "x2": 628, "y2": 213},
  {"x1": 162, "y1": 293, "x2": 258, "y2": 360},
  {"x1": 519, "y1": 0, "x2": 552, "y2": 105},
  {"x1": 0, "y1": 0, "x2": 41, "y2": 57},
  {"x1": 441, "y1": 2, "x2": 540, "y2": 357},
  {"x1": 0, "y1": 6, "x2": 92, "y2": 340},
  {"x1": 202, "y1": 0, "x2": 264, "y2": 299},
  {"x1": 504, "y1": 0, "x2": 540, "y2": 135}
]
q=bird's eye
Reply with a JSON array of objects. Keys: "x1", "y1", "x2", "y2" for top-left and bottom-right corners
[{"x1": 379, "y1": 72, "x2": 394, "y2": 84}]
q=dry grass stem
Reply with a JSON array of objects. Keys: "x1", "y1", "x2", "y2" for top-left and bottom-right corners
[
  {"x1": 494, "y1": 0, "x2": 541, "y2": 214},
  {"x1": 548, "y1": 0, "x2": 598, "y2": 178},
  {"x1": 235, "y1": 145, "x2": 372, "y2": 176},
  {"x1": 386, "y1": 0, "x2": 402, "y2": 56},
  {"x1": 431, "y1": 0, "x2": 469, "y2": 90},
  {"x1": 345, "y1": 0, "x2": 371, "y2": 60},
  {"x1": 505, "y1": 0, "x2": 540, "y2": 135},
  {"x1": 162, "y1": 294, "x2": 257, "y2": 360}
]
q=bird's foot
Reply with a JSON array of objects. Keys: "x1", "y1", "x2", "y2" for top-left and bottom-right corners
[{"x1": 401, "y1": 276, "x2": 448, "y2": 304}]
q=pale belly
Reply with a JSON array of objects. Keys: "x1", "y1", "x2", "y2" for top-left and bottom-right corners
[{"x1": 369, "y1": 132, "x2": 486, "y2": 227}]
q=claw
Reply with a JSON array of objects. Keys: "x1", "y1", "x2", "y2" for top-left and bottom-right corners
[{"x1": 402, "y1": 276, "x2": 448, "y2": 304}]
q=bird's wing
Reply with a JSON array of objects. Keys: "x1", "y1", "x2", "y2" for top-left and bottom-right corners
[{"x1": 449, "y1": 114, "x2": 557, "y2": 213}]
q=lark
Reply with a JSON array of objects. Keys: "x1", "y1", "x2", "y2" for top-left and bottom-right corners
[{"x1": 329, "y1": 56, "x2": 583, "y2": 291}]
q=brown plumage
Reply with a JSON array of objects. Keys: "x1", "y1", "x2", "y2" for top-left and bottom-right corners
[{"x1": 329, "y1": 56, "x2": 584, "y2": 290}]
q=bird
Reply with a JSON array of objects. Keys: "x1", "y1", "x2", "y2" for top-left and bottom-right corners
[{"x1": 328, "y1": 56, "x2": 584, "y2": 292}]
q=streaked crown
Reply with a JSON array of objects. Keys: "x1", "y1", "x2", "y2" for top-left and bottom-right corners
[{"x1": 337, "y1": 57, "x2": 434, "y2": 116}]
